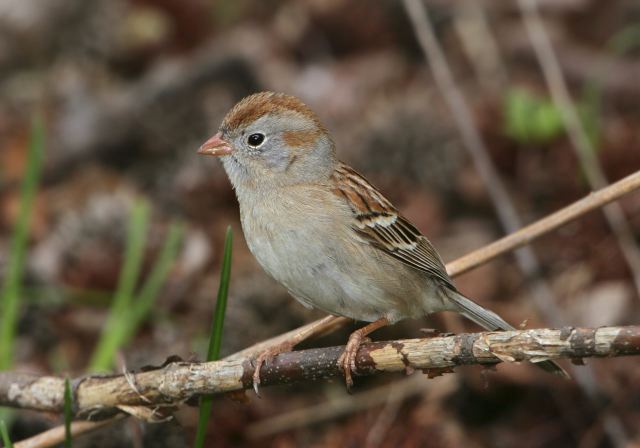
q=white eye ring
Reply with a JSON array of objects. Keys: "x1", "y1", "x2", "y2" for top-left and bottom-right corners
[{"x1": 247, "y1": 133, "x2": 266, "y2": 147}]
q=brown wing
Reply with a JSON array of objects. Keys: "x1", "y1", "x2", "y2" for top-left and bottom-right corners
[{"x1": 332, "y1": 163, "x2": 456, "y2": 291}]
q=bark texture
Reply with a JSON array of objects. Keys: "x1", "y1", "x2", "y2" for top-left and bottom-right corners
[{"x1": 1, "y1": 325, "x2": 638, "y2": 419}]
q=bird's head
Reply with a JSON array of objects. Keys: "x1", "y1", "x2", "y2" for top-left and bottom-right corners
[{"x1": 199, "y1": 92, "x2": 336, "y2": 189}]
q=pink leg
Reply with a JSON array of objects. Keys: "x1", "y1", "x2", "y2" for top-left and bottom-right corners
[{"x1": 337, "y1": 317, "x2": 390, "y2": 389}]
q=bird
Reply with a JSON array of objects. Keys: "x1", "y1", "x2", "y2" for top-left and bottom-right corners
[{"x1": 198, "y1": 91, "x2": 567, "y2": 391}]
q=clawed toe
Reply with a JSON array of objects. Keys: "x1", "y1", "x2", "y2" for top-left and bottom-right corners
[
  {"x1": 337, "y1": 318, "x2": 390, "y2": 390},
  {"x1": 338, "y1": 334, "x2": 364, "y2": 390},
  {"x1": 252, "y1": 353, "x2": 269, "y2": 397},
  {"x1": 252, "y1": 341, "x2": 295, "y2": 397},
  {"x1": 337, "y1": 350, "x2": 355, "y2": 390}
]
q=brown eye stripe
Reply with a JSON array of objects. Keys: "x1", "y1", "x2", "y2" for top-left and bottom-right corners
[{"x1": 282, "y1": 130, "x2": 320, "y2": 147}]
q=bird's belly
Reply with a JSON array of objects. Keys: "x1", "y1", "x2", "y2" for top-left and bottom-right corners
[{"x1": 242, "y1": 215, "x2": 431, "y2": 322}]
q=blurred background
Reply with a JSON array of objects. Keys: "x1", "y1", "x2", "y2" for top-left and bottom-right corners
[{"x1": 1, "y1": 0, "x2": 640, "y2": 446}]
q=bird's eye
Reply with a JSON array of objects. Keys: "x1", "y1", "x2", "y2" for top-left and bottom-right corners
[{"x1": 247, "y1": 133, "x2": 265, "y2": 147}]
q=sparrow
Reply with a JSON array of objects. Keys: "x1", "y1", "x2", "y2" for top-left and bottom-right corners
[{"x1": 198, "y1": 91, "x2": 567, "y2": 391}]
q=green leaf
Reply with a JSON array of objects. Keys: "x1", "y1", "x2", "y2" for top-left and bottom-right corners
[
  {"x1": 194, "y1": 226, "x2": 233, "y2": 448},
  {"x1": 503, "y1": 88, "x2": 564, "y2": 145}
]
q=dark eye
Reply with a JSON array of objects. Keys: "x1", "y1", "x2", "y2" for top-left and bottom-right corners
[{"x1": 247, "y1": 133, "x2": 265, "y2": 147}]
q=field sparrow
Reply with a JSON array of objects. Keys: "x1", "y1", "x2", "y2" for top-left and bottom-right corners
[{"x1": 199, "y1": 92, "x2": 567, "y2": 391}]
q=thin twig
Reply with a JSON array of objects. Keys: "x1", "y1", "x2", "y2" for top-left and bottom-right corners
[
  {"x1": 14, "y1": 416, "x2": 125, "y2": 448},
  {"x1": 363, "y1": 382, "x2": 404, "y2": 448},
  {"x1": 453, "y1": 0, "x2": 509, "y2": 92},
  {"x1": 517, "y1": 0, "x2": 640, "y2": 298},
  {"x1": 447, "y1": 170, "x2": 640, "y2": 276},
  {"x1": 246, "y1": 373, "x2": 457, "y2": 440},
  {"x1": 223, "y1": 316, "x2": 350, "y2": 362},
  {"x1": 1, "y1": 326, "x2": 639, "y2": 416}
]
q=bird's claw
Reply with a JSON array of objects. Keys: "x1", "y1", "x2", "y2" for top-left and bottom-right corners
[
  {"x1": 251, "y1": 340, "x2": 296, "y2": 397},
  {"x1": 337, "y1": 332, "x2": 366, "y2": 391},
  {"x1": 253, "y1": 379, "x2": 261, "y2": 398},
  {"x1": 252, "y1": 352, "x2": 273, "y2": 398}
]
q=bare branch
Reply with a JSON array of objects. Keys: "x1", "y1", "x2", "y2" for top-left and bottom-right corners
[{"x1": 1, "y1": 326, "x2": 639, "y2": 418}]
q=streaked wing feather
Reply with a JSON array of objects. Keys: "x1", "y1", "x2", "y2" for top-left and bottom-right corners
[{"x1": 332, "y1": 163, "x2": 456, "y2": 291}]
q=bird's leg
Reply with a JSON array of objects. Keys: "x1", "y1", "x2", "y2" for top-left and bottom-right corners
[
  {"x1": 252, "y1": 315, "x2": 340, "y2": 396},
  {"x1": 338, "y1": 317, "x2": 390, "y2": 389}
]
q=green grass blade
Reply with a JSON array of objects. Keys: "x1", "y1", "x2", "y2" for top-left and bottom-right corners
[
  {"x1": 124, "y1": 222, "x2": 185, "y2": 343},
  {"x1": 89, "y1": 200, "x2": 150, "y2": 371},
  {"x1": 109, "y1": 200, "x2": 151, "y2": 317},
  {"x1": 194, "y1": 226, "x2": 233, "y2": 448},
  {"x1": 64, "y1": 378, "x2": 72, "y2": 448},
  {"x1": 0, "y1": 114, "x2": 44, "y2": 370},
  {"x1": 0, "y1": 420, "x2": 13, "y2": 448},
  {"x1": 205, "y1": 226, "x2": 233, "y2": 361}
]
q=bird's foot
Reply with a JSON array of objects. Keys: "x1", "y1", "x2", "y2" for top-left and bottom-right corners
[
  {"x1": 337, "y1": 317, "x2": 390, "y2": 390},
  {"x1": 337, "y1": 332, "x2": 369, "y2": 390},
  {"x1": 252, "y1": 339, "x2": 297, "y2": 397}
]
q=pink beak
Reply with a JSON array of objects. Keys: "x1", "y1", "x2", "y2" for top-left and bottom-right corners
[{"x1": 198, "y1": 132, "x2": 233, "y2": 157}]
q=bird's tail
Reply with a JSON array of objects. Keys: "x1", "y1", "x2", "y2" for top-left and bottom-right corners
[{"x1": 444, "y1": 290, "x2": 569, "y2": 378}]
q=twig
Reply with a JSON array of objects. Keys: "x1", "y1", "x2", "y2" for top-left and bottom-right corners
[
  {"x1": 246, "y1": 373, "x2": 457, "y2": 440},
  {"x1": 1, "y1": 326, "x2": 639, "y2": 416},
  {"x1": 363, "y1": 382, "x2": 404, "y2": 448},
  {"x1": 223, "y1": 316, "x2": 350, "y2": 362},
  {"x1": 504, "y1": 36, "x2": 640, "y2": 103},
  {"x1": 14, "y1": 416, "x2": 125, "y2": 448},
  {"x1": 517, "y1": 0, "x2": 640, "y2": 299},
  {"x1": 453, "y1": 0, "x2": 509, "y2": 92},
  {"x1": 447, "y1": 170, "x2": 640, "y2": 276}
]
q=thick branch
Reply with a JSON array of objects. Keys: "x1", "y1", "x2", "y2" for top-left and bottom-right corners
[{"x1": 1, "y1": 326, "x2": 638, "y2": 417}]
